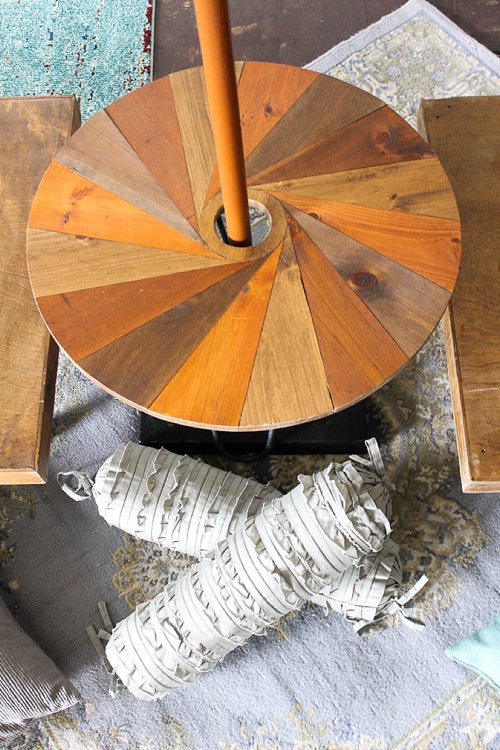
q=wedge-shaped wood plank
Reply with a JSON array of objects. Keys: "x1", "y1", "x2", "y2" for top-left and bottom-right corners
[
  {"x1": 150, "y1": 249, "x2": 281, "y2": 427},
  {"x1": 244, "y1": 74, "x2": 384, "y2": 182},
  {"x1": 279, "y1": 194, "x2": 460, "y2": 290},
  {"x1": 289, "y1": 213, "x2": 408, "y2": 408},
  {"x1": 170, "y1": 67, "x2": 217, "y2": 223},
  {"x1": 240, "y1": 230, "x2": 333, "y2": 428},
  {"x1": 28, "y1": 162, "x2": 216, "y2": 257},
  {"x1": 27, "y1": 229, "x2": 231, "y2": 298},
  {"x1": 80, "y1": 262, "x2": 262, "y2": 409},
  {"x1": 286, "y1": 205, "x2": 451, "y2": 356},
  {"x1": 0, "y1": 96, "x2": 80, "y2": 484},
  {"x1": 262, "y1": 157, "x2": 459, "y2": 221},
  {"x1": 251, "y1": 106, "x2": 433, "y2": 186},
  {"x1": 57, "y1": 109, "x2": 203, "y2": 244},
  {"x1": 38, "y1": 262, "x2": 251, "y2": 362},
  {"x1": 106, "y1": 76, "x2": 198, "y2": 231},
  {"x1": 205, "y1": 62, "x2": 318, "y2": 203}
]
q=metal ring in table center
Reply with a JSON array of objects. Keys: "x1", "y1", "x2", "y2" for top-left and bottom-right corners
[{"x1": 26, "y1": 62, "x2": 461, "y2": 432}]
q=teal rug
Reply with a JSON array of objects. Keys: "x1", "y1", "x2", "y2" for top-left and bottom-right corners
[
  {"x1": 0, "y1": 0, "x2": 153, "y2": 120},
  {"x1": 1, "y1": 1, "x2": 499, "y2": 748}
]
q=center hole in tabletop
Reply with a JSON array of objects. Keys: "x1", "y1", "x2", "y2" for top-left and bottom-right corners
[{"x1": 215, "y1": 200, "x2": 272, "y2": 246}]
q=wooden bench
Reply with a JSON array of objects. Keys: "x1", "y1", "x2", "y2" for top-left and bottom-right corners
[
  {"x1": 418, "y1": 96, "x2": 500, "y2": 493},
  {"x1": 0, "y1": 96, "x2": 80, "y2": 484}
]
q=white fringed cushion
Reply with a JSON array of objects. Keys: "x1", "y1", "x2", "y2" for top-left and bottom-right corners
[
  {"x1": 105, "y1": 453, "x2": 395, "y2": 701},
  {"x1": 0, "y1": 597, "x2": 80, "y2": 740},
  {"x1": 59, "y1": 440, "x2": 407, "y2": 632}
]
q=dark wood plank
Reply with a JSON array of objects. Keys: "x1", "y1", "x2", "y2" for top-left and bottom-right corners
[
  {"x1": 56, "y1": 109, "x2": 203, "y2": 244},
  {"x1": 419, "y1": 95, "x2": 500, "y2": 492},
  {"x1": 261, "y1": 157, "x2": 460, "y2": 220},
  {"x1": 288, "y1": 211, "x2": 408, "y2": 408},
  {"x1": 150, "y1": 249, "x2": 281, "y2": 426},
  {"x1": 286, "y1": 204, "x2": 451, "y2": 356},
  {"x1": 28, "y1": 161, "x2": 216, "y2": 257},
  {"x1": 80, "y1": 261, "x2": 264, "y2": 410},
  {"x1": 243, "y1": 73, "x2": 384, "y2": 182},
  {"x1": 38, "y1": 262, "x2": 252, "y2": 361},
  {"x1": 0, "y1": 96, "x2": 80, "y2": 484},
  {"x1": 278, "y1": 193, "x2": 461, "y2": 290},
  {"x1": 106, "y1": 76, "x2": 199, "y2": 231},
  {"x1": 241, "y1": 229, "x2": 333, "y2": 428},
  {"x1": 250, "y1": 105, "x2": 433, "y2": 186}
]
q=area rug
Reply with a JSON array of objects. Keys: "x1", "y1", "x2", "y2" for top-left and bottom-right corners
[
  {"x1": 1, "y1": 1, "x2": 499, "y2": 748},
  {"x1": 0, "y1": 0, "x2": 153, "y2": 120}
]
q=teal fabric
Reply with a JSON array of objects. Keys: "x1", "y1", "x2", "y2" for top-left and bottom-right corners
[
  {"x1": 446, "y1": 614, "x2": 500, "y2": 689},
  {"x1": 0, "y1": 0, "x2": 152, "y2": 120}
]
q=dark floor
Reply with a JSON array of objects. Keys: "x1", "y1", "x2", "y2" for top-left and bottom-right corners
[{"x1": 153, "y1": 0, "x2": 499, "y2": 79}]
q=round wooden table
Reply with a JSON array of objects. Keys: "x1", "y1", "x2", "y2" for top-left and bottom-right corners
[{"x1": 27, "y1": 62, "x2": 461, "y2": 431}]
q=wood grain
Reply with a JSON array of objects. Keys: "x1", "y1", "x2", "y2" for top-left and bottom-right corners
[
  {"x1": 150, "y1": 249, "x2": 281, "y2": 427},
  {"x1": 29, "y1": 161, "x2": 215, "y2": 257},
  {"x1": 27, "y1": 228, "x2": 232, "y2": 298},
  {"x1": 240, "y1": 228, "x2": 333, "y2": 428},
  {"x1": 26, "y1": 65, "x2": 461, "y2": 431},
  {"x1": 261, "y1": 156, "x2": 460, "y2": 220},
  {"x1": 38, "y1": 262, "x2": 252, "y2": 361},
  {"x1": 170, "y1": 66, "x2": 217, "y2": 223},
  {"x1": 106, "y1": 76, "x2": 198, "y2": 231},
  {"x1": 80, "y1": 261, "x2": 262, "y2": 409},
  {"x1": 56, "y1": 109, "x2": 203, "y2": 244},
  {"x1": 419, "y1": 96, "x2": 500, "y2": 492},
  {"x1": 205, "y1": 61, "x2": 318, "y2": 202},
  {"x1": 0, "y1": 96, "x2": 80, "y2": 484},
  {"x1": 250, "y1": 105, "x2": 433, "y2": 186},
  {"x1": 279, "y1": 193, "x2": 461, "y2": 290},
  {"x1": 244, "y1": 74, "x2": 384, "y2": 182},
  {"x1": 285, "y1": 203, "x2": 451, "y2": 356},
  {"x1": 288, "y1": 212, "x2": 408, "y2": 407}
]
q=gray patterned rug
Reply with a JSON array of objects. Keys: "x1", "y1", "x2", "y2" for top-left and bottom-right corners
[{"x1": 1, "y1": 1, "x2": 499, "y2": 748}]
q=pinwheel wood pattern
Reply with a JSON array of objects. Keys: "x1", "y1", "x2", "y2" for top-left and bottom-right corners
[{"x1": 27, "y1": 62, "x2": 461, "y2": 431}]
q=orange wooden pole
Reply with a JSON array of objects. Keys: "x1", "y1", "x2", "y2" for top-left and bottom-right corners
[{"x1": 193, "y1": 0, "x2": 251, "y2": 247}]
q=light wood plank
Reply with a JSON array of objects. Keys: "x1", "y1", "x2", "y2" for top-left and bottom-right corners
[
  {"x1": 0, "y1": 96, "x2": 80, "y2": 484},
  {"x1": 279, "y1": 194, "x2": 461, "y2": 290},
  {"x1": 419, "y1": 96, "x2": 500, "y2": 492},
  {"x1": 250, "y1": 105, "x2": 433, "y2": 186},
  {"x1": 80, "y1": 262, "x2": 262, "y2": 410},
  {"x1": 288, "y1": 211, "x2": 408, "y2": 408},
  {"x1": 28, "y1": 228, "x2": 232, "y2": 297},
  {"x1": 240, "y1": 229, "x2": 333, "y2": 428},
  {"x1": 170, "y1": 67, "x2": 217, "y2": 223},
  {"x1": 106, "y1": 76, "x2": 198, "y2": 231},
  {"x1": 38, "y1": 262, "x2": 252, "y2": 361},
  {"x1": 261, "y1": 156, "x2": 460, "y2": 220},
  {"x1": 286, "y1": 204, "x2": 452, "y2": 356},
  {"x1": 244, "y1": 73, "x2": 384, "y2": 182},
  {"x1": 150, "y1": 249, "x2": 281, "y2": 427},
  {"x1": 28, "y1": 161, "x2": 216, "y2": 257},
  {"x1": 56, "y1": 109, "x2": 203, "y2": 244}
]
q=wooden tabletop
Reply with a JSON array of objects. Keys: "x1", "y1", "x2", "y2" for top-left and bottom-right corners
[
  {"x1": 419, "y1": 96, "x2": 499, "y2": 492},
  {"x1": 27, "y1": 63, "x2": 461, "y2": 431}
]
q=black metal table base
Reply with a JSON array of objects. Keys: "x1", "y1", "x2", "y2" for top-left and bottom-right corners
[{"x1": 140, "y1": 400, "x2": 373, "y2": 460}]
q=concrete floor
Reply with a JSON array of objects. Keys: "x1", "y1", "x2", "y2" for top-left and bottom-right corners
[{"x1": 153, "y1": 0, "x2": 499, "y2": 78}]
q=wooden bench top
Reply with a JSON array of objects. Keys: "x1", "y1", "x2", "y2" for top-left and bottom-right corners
[
  {"x1": 418, "y1": 96, "x2": 500, "y2": 493},
  {"x1": 0, "y1": 96, "x2": 80, "y2": 484}
]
